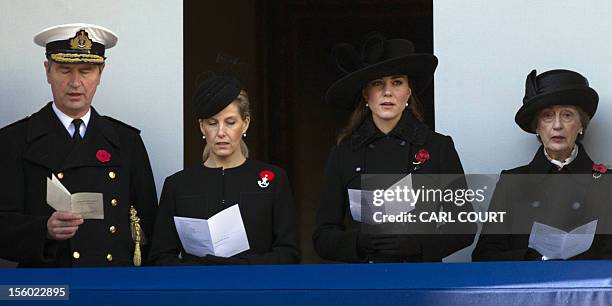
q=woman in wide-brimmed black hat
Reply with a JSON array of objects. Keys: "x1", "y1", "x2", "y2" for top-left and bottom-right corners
[
  {"x1": 313, "y1": 33, "x2": 476, "y2": 263},
  {"x1": 473, "y1": 69, "x2": 612, "y2": 261}
]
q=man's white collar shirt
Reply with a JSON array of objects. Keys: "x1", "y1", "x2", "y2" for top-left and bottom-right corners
[{"x1": 51, "y1": 103, "x2": 91, "y2": 138}]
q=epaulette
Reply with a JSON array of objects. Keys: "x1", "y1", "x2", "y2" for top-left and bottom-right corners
[
  {"x1": 0, "y1": 116, "x2": 30, "y2": 133},
  {"x1": 103, "y1": 116, "x2": 141, "y2": 134}
]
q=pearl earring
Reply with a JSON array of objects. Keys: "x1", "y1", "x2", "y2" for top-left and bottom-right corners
[
  {"x1": 365, "y1": 103, "x2": 369, "y2": 108},
  {"x1": 243, "y1": 133, "x2": 247, "y2": 138},
  {"x1": 406, "y1": 103, "x2": 409, "y2": 107},
  {"x1": 202, "y1": 135, "x2": 206, "y2": 139},
  {"x1": 579, "y1": 130, "x2": 584, "y2": 135}
]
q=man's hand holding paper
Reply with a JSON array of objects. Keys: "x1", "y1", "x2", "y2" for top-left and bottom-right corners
[
  {"x1": 46, "y1": 211, "x2": 83, "y2": 240},
  {"x1": 46, "y1": 174, "x2": 104, "y2": 220}
]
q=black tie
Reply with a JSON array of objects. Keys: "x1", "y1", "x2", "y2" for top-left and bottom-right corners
[{"x1": 72, "y1": 119, "x2": 83, "y2": 143}]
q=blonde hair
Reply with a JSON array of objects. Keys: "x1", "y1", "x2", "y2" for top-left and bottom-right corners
[{"x1": 202, "y1": 90, "x2": 251, "y2": 161}]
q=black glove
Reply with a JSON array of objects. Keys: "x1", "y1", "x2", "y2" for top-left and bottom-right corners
[
  {"x1": 202, "y1": 254, "x2": 248, "y2": 265},
  {"x1": 525, "y1": 248, "x2": 544, "y2": 261},
  {"x1": 356, "y1": 233, "x2": 376, "y2": 257},
  {"x1": 181, "y1": 253, "x2": 247, "y2": 265},
  {"x1": 370, "y1": 234, "x2": 421, "y2": 257}
]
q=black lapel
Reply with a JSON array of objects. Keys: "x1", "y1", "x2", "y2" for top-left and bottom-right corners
[
  {"x1": 390, "y1": 111, "x2": 429, "y2": 147},
  {"x1": 564, "y1": 143, "x2": 595, "y2": 186},
  {"x1": 350, "y1": 111, "x2": 429, "y2": 151},
  {"x1": 528, "y1": 146, "x2": 555, "y2": 174},
  {"x1": 59, "y1": 108, "x2": 122, "y2": 171},
  {"x1": 528, "y1": 143, "x2": 595, "y2": 185},
  {"x1": 350, "y1": 116, "x2": 380, "y2": 151},
  {"x1": 23, "y1": 103, "x2": 73, "y2": 171},
  {"x1": 565, "y1": 143, "x2": 594, "y2": 174}
]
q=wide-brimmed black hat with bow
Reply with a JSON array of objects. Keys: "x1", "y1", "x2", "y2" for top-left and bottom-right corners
[
  {"x1": 515, "y1": 69, "x2": 599, "y2": 133},
  {"x1": 325, "y1": 32, "x2": 438, "y2": 110}
]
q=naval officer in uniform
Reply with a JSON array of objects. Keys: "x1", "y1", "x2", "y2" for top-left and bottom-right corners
[{"x1": 0, "y1": 23, "x2": 158, "y2": 267}]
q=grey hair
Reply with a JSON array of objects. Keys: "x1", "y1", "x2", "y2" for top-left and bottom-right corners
[{"x1": 532, "y1": 105, "x2": 590, "y2": 143}]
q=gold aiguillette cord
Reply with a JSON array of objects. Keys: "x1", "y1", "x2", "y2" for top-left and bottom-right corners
[{"x1": 130, "y1": 205, "x2": 143, "y2": 266}]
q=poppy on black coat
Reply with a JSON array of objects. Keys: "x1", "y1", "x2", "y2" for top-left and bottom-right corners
[
  {"x1": 473, "y1": 68, "x2": 612, "y2": 261},
  {"x1": 472, "y1": 144, "x2": 612, "y2": 261},
  {"x1": 313, "y1": 111, "x2": 476, "y2": 263},
  {"x1": 0, "y1": 102, "x2": 158, "y2": 267},
  {"x1": 149, "y1": 159, "x2": 299, "y2": 265}
]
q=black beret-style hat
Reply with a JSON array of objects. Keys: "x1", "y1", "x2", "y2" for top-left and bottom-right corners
[
  {"x1": 515, "y1": 69, "x2": 599, "y2": 133},
  {"x1": 192, "y1": 74, "x2": 242, "y2": 119},
  {"x1": 325, "y1": 32, "x2": 438, "y2": 110}
]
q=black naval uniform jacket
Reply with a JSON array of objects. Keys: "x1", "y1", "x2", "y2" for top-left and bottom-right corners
[
  {"x1": 149, "y1": 159, "x2": 299, "y2": 265},
  {"x1": 473, "y1": 143, "x2": 612, "y2": 261},
  {"x1": 0, "y1": 102, "x2": 158, "y2": 267},
  {"x1": 313, "y1": 111, "x2": 476, "y2": 263}
]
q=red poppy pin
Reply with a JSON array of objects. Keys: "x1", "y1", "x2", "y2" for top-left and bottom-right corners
[
  {"x1": 593, "y1": 163, "x2": 607, "y2": 179},
  {"x1": 413, "y1": 149, "x2": 430, "y2": 165},
  {"x1": 96, "y1": 149, "x2": 111, "y2": 163},
  {"x1": 258, "y1": 170, "x2": 275, "y2": 188}
]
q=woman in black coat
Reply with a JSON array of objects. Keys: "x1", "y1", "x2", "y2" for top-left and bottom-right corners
[
  {"x1": 473, "y1": 69, "x2": 612, "y2": 261},
  {"x1": 313, "y1": 33, "x2": 476, "y2": 263},
  {"x1": 149, "y1": 74, "x2": 299, "y2": 265}
]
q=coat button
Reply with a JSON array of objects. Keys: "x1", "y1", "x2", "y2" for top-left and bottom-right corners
[
  {"x1": 106, "y1": 254, "x2": 113, "y2": 262},
  {"x1": 57, "y1": 172, "x2": 64, "y2": 180},
  {"x1": 109, "y1": 226, "x2": 117, "y2": 234},
  {"x1": 111, "y1": 199, "x2": 118, "y2": 207},
  {"x1": 399, "y1": 140, "x2": 407, "y2": 146},
  {"x1": 355, "y1": 167, "x2": 362, "y2": 172},
  {"x1": 72, "y1": 251, "x2": 80, "y2": 259},
  {"x1": 108, "y1": 171, "x2": 117, "y2": 179},
  {"x1": 572, "y1": 202, "x2": 581, "y2": 210},
  {"x1": 368, "y1": 144, "x2": 375, "y2": 149},
  {"x1": 531, "y1": 201, "x2": 541, "y2": 208}
]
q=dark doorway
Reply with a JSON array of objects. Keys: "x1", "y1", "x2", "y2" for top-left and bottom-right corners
[{"x1": 185, "y1": 0, "x2": 434, "y2": 263}]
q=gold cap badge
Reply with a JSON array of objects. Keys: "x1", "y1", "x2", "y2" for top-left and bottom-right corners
[{"x1": 69, "y1": 30, "x2": 93, "y2": 50}]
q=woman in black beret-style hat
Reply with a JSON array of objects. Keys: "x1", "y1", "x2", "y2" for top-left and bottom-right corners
[
  {"x1": 313, "y1": 32, "x2": 476, "y2": 263},
  {"x1": 150, "y1": 73, "x2": 299, "y2": 265},
  {"x1": 474, "y1": 69, "x2": 612, "y2": 261}
]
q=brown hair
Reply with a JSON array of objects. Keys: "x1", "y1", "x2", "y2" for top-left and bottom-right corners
[
  {"x1": 336, "y1": 79, "x2": 424, "y2": 144},
  {"x1": 202, "y1": 90, "x2": 251, "y2": 160}
]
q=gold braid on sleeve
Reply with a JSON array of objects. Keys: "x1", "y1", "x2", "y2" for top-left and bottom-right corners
[{"x1": 130, "y1": 205, "x2": 145, "y2": 266}]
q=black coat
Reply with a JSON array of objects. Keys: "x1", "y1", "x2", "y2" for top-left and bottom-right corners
[
  {"x1": 0, "y1": 103, "x2": 158, "y2": 267},
  {"x1": 473, "y1": 144, "x2": 612, "y2": 261},
  {"x1": 149, "y1": 159, "x2": 299, "y2": 265},
  {"x1": 313, "y1": 111, "x2": 476, "y2": 263}
]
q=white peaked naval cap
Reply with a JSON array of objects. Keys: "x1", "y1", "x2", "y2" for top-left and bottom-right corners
[{"x1": 33, "y1": 23, "x2": 118, "y2": 64}]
